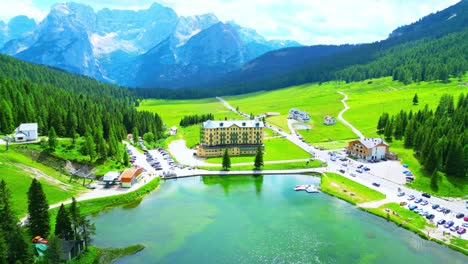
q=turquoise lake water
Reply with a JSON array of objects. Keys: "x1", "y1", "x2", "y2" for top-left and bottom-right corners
[{"x1": 92, "y1": 175, "x2": 467, "y2": 263}]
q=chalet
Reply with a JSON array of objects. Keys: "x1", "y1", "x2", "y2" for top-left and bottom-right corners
[
  {"x1": 324, "y1": 115, "x2": 336, "y2": 125},
  {"x1": 14, "y1": 123, "x2": 38, "y2": 142},
  {"x1": 347, "y1": 138, "x2": 389, "y2": 161},
  {"x1": 196, "y1": 120, "x2": 264, "y2": 157},
  {"x1": 120, "y1": 167, "x2": 143, "y2": 188},
  {"x1": 288, "y1": 108, "x2": 310, "y2": 122},
  {"x1": 169, "y1": 126, "x2": 178, "y2": 135}
]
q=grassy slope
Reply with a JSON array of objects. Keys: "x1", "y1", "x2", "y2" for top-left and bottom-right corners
[
  {"x1": 0, "y1": 149, "x2": 83, "y2": 217},
  {"x1": 199, "y1": 160, "x2": 323, "y2": 171},
  {"x1": 320, "y1": 172, "x2": 386, "y2": 205}
]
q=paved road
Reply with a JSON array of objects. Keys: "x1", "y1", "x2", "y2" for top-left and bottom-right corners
[{"x1": 337, "y1": 91, "x2": 365, "y2": 139}]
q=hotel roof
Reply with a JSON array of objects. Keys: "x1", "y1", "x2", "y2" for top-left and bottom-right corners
[{"x1": 203, "y1": 120, "x2": 264, "y2": 129}]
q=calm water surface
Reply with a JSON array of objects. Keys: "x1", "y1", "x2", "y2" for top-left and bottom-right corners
[{"x1": 92, "y1": 175, "x2": 467, "y2": 263}]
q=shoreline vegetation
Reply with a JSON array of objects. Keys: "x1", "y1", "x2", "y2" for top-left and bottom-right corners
[{"x1": 318, "y1": 172, "x2": 468, "y2": 255}]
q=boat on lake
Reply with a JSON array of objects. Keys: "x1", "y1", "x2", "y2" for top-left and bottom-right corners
[
  {"x1": 294, "y1": 184, "x2": 311, "y2": 191},
  {"x1": 305, "y1": 185, "x2": 319, "y2": 193}
]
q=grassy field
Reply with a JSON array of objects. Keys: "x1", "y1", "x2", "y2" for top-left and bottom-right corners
[
  {"x1": 320, "y1": 172, "x2": 386, "y2": 205},
  {"x1": 138, "y1": 98, "x2": 243, "y2": 128},
  {"x1": 205, "y1": 137, "x2": 311, "y2": 164},
  {"x1": 199, "y1": 159, "x2": 323, "y2": 171},
  {"x1": 0, "y1": 148, "x2": 83, "y2": 217}
]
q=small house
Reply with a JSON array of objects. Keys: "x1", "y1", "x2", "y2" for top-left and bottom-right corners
[
  {"x1": 288, "y1": 108, "x2": 310, "y2": 122},
  {"x1": 14, "y1": 123, "x2": 38, "y2": 142},
  {"x1": 324, "y1": 115, "x2": 336, "y2": 125},
  {"x1": 60, "y1": 240, "x2": 84, "y2": 261},
  {"x1": 120, "y1": 167, "x2": 143, "y2": 188},
  {"x1": 169, "y1": 126, "x2": 178, "y2": 135}
]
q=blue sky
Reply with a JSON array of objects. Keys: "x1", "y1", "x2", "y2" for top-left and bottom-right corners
[{"x1": 0, "y1": 0, "x2": 461, "y2": 45}]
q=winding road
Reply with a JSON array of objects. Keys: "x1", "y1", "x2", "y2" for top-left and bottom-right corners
[{"x1": 337, "y1": 91, "x2": 365, "y2": 139}]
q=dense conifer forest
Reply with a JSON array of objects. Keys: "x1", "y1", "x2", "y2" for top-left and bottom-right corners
[
  {"x1": 0, "y1": 54, "x2": 163, "y2": 160},
  {"x1": 377, "y1": 93, "x2": 468, "y2": 178}
]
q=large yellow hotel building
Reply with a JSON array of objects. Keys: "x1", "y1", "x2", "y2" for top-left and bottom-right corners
[{"x1": 196, "y1": 120, "x2": 264, "y2": 157}]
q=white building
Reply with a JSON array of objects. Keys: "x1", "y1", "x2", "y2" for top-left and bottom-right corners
[
  {"x1": 14, "y1": 123, "x2": 38, "y2": 142},
  {"x1": 288, "y1": 108, "x2": 310, "y2": 122},
  {"x1": 347, "y1": 138, "x2": 389, "y2": 161},
  {"x1": 324, "y1": 115, "x2": 336, "y2": 125},
  {"x1": 169, "y1": 126, "x2": 178, "y2": 135}
]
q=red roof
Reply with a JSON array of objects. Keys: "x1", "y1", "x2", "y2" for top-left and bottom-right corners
[{"x1": 120, "y1": 167, "x2": 143, "y2": 182}]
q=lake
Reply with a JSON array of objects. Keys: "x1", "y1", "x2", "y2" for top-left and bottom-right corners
[{"x1": 92, "y1": 175, "x2": 467, "y2": 263}]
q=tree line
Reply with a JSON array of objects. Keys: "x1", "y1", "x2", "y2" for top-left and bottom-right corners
[
  {"x1": 0, "y1": 54, "x2": 164, "y2": 161},
  {"x1": 179, "y1": 113, "x2": 214, "y2": 127},
  {"x1": 377, "y1": 93, "x2": 467, "y2": 178}
]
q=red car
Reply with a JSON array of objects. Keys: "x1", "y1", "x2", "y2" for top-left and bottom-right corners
[{"x1": 464, "y1": 216, "x2": 468, "y2": 222}]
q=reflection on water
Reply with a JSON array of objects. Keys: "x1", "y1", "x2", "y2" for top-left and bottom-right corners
[
  {"x1": 201, "y1": 175, "x2": 264, "y2": 196},
  {"x1": 92, "y1": 175, "x2": 467, "y2": 264}
]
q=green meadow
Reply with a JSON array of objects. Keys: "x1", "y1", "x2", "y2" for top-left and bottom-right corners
[{"x1": 0, "y1": 148, "x2": 84, "y2": 217}]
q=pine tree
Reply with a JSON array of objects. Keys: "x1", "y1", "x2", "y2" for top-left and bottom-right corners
[
  {"x1": 254, "y1": 146, "x2": 264, "y2": 170},
  {"x1": 0, "y1": 230, "x2": 7, "y2": 264},
  {"x1": 383, "y1": 121, "x2": 393, "y2": 141},
  {"x1": 55, "y1": 204, "x2": 73, "y2": 240},
  {"x1": 85, "y1": 134, "x2": 97, "y2": 161},
  {"x1": 48, "y1": 126, "x2": 58, "y2": 150},
  {"x1": 445, "y1": 141, "x2": 465, "y2": 177},
  {"x1": 222, "y1": 148, "x2": 231, "y2": 171},
  {"x1": 123, "y1": 149, "x2": 130, "y2": 167},
  {"x1": 430, "y1": 169, "x2": 438, "y2": 191},
  {"x1": 413, "y1": 93, "x2": 419, "y2": 105},
  {"x1": 424, "y1": 147, "x2": 437, "y2": 174},
  {"x1": 78, "y1": 217, "x2": 95, "y2": 251},
  {"x1": 403, "y1": 120, "x2": 415, "y2": 148},
  {"x1": 69, "y1": 197, "x2": 80, "y2": 240},
  {"x1": 45, "y1": 235, "x2": 63, "y2": 264},
  {"x1": 27, "y1": 178, "x2": 50, "y2": 238},
  {"x1": 132, "y1": 127, "x2": 139, "y2": 145},
  {"x1": 0, "y1": 180, "x2": 32, "y2": 263}
]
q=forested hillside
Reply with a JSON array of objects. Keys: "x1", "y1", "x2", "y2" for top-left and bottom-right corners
[
  {"x1": 377, "y1": 93, "x2": 468, "y2": 178},
  {"x1": 0, "y1": 54, "x2": 163, "y2": 160}
]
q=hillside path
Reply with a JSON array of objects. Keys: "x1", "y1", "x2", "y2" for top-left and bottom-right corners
[{"x1": 337, "y1": 91, "x2": 365, "y2": 139}]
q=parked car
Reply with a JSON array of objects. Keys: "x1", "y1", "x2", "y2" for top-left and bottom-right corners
[
  {"x1": 432, "y1": 204, "x2": 440, "y2": 209},
  {"x1": 414, "y1": 198, "x2": 422, "y2": 204},
  {"x1": 443, "y1": 208, "x2": 451, "y2": 214},
  {"x1": 372, "y1": 182, "x2": 380, "y2": 187},
  {"x1": 462, "y1": 223, "x2": 468, "y2": 228},
  {"x1": 450, "y1": 225, "x2": 459, "y2": 232},
  {"x1": 356, "y1": 169, "x2": 363, "y2": 173},
  {"x1": 422, "y1": 193, "x2": 431, "y2": 198},
  {"x1": 407, "y1": 195, "x2": 415, "y2": 201},
  {"x1": 437, "y1": 219, "x2": 446, "y2": 225},
  {"x1": 339, "y1": 169, "x2": 345, "y2": 173},
  {"x1": 357, "y1": 164, "x2": 364, "y2": 168},
  {"x1": 444, "y1": 221, "x2": 454, "y2": 228},
  {"x1": 397, "y1": 192, "x2": 405, "y2": 197},
  {"x1": 420, "y1": 200, "x2": 428, "y2": 206},
  {"x1": 341, "y1": 163, "x2": 347, "y2": 167},
  {"x1": 456, "y1": 213, "x2": 465, "y2": 219},
  {"x1": 363, "y1": 167, "x2": 370, "y2": 171},
  {"x1": 457, "y1": 228, "x2": 466, "y2": 235},
  {"x1": 464, "y1": 216, "x2": 468, "y2": 222},
  {"x1": 408, "y1": 204, "x2": 418, "y2": 210},
  {"x1": 330, "y1": 157, "x2": 336, "y2": 161},
  {"x1": 350, "y1": 173, "x2": 356, "y2": 177},
  {"x1": 426, "y1": 214, "x2": 435, "y2": 220}
]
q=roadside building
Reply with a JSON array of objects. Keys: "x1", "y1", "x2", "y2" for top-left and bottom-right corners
[
  {"x1": 196, "y1": 120, "x2": 264, "y2": 157},
  {"x1": 347, "y1": 138, "x2": 389, "y2": 161},
  {"x1": 169, "y1": 126, "x2": 178, "y2": 135},
  {"x1": 13, "y1": 123, "x2": 38, "y2": 142},
  {"x1": 120, "y1": 167, "x2": 143, "y2": 188},
  {"x1": 102, "y1": 171, "x2": 120, "y2": 188},
  {"x1": 324, "y1": 115, "x2": 336, "y2": 125},
  {"x1": 288, "y1": 108, "x2": 310, "y2": 122}
]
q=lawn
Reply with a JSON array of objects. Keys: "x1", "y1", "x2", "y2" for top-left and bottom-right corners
[
  {"x1": 320, "y1": 172, "x2": 386, "y2": 205},
  {"x1": 137, "y1": 98, "x2": 243, "y2": 128},
  {"x1": 199, "y1": 159, "x2": 323, "y2": 171},
  {"x1": 224, "y1": 82, "x2": 354, "y2": 140},
  {"x1": 0, "y1": 149, "x2": 83, "y2": 217},
  {"x1": 204, "y1": 137, "x2": 311, "y2": 164}
]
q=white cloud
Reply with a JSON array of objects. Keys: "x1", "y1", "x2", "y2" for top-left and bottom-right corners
[
  {"x1": 0, "y1": 0, "x2": 47, "y2": 23},
  {"x1": 0, "y1": 0, "x2": 461, "y2": 45}
]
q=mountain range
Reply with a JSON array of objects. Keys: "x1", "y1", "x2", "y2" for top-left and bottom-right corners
[{"x1": 0, "y1": 2, "x2": 301, "y2": 88}]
